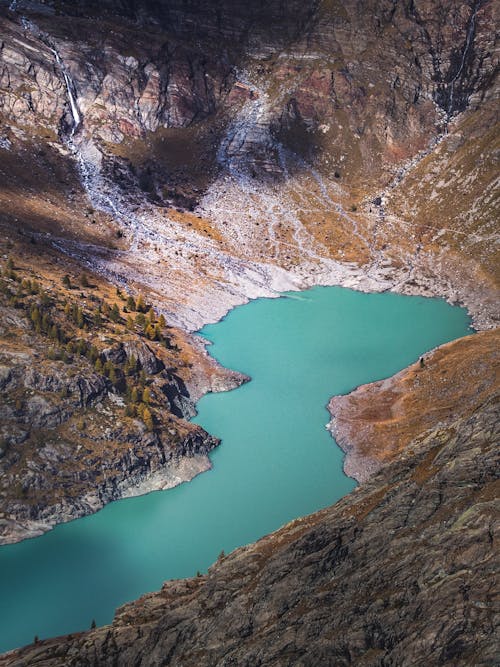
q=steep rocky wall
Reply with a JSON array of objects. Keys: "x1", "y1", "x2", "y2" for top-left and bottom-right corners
[
  {"x1": 1, "y1": 0, "x2": 497, "y2": 333},
  {"x1": 2, "y1": 398, "x2": 497, "y2": 666}
]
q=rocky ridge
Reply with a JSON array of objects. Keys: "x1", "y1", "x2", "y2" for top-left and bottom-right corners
[{"x1": 328, "y1": 328, "x2": 500, "y2": 482}]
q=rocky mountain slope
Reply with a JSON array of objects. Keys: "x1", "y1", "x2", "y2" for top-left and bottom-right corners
[
  {"x1": 0, "y1": 0, "x2": 497, "y2": 329},
  {"x1": 0, "y1": 0, "x2": 498, "y2": 662},
  {"x1": 2, "y1": 397, "x2": 497, "y2": 666},
  {"x1": 0, "y1": 229, "x2": 243, "y2": 545},
  {"x1": 328, "y1": 328, "x2": 500, "y2": 482}
]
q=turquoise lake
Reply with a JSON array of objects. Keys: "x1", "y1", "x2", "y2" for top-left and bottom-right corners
[{"x1": 0, "y1": 286, "x2": 471, "y2": 653}]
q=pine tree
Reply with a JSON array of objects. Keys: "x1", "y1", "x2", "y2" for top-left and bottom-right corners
[
  {"x1": 142, "y1": 407, "x2": 154, "y2": 431},
  {"x1": 147, "y1": 307, "x2": 156, "y2": 323},
  {"x1": 126, "y1": 296, "x2": 136, "y2": 311},
  {"x1": 125, "y1": 355, "x2": 138, "y2": 375},
  {"x1": 145, "y1": 324, "x2": 156, "y2": 340},
  {"x1": 62, "y1": 274, "x2": 71, "y2": 289},
  {"x1": 131, "y1": 387, "x2": 140, "y2": 404},
  {"x1": 76, "y1": 307, "x2": 85, "y2": 328},
  {"x1": 30, "y1": 306, "x2": 41, "y2": 328},
  {"x1": 110, "y1": 303, "x2": 120, "y2": 323},
  {"x1": 142, "y1": 386, "x2": 151, "y2": 404},
  {"x1": 94, "y1": 358, "x2": 103, "y2": 373},
  {"x1": 158, "y1": 314, "x2": 166, "y2": 328},
  {"x1": 41, "y1": 313, "x2": 51, "y2": 333},
  {"x1": 93, "y1": 309, "x2": 103, "y2": 327},
  {"x1": 136, "y1": 294, "x2": 146, "y2": 313},
  {"x1": 109, "y1": 367, "x2": 118, "y2": 386},
  {"x1": 126, "y1": 315, "x2": 134, "y2": 330},
  {"x1": 81, "y1": 274, "x2": 90, "y2": 288}
]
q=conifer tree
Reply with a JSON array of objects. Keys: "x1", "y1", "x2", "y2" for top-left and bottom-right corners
[
  {"x1": 93, "y1": 309, "x2": 103, "y2": 327},
  {"x1": 142, "y1": 407, "x2": 154, "y2": 431},
  {"x1": 109, "y1": 367, "x2": 118, "y2": 386},
  {"x1": 136, "y1": 294, "x2": 146, "y2": 313},
  {"x1": 125, "y1": 403, "x2": 136, "y2": 417},
  {"x1": 142, "y1": 386, "x2": 151, "y2": 404},
  {"x1": 110, "y1": 303, "x2": 120, "y2": 323}
]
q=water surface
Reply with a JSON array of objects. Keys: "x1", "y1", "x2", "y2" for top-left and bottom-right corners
[{"x1": 0, "y1": 286, "x2": 471, "y2": 652}]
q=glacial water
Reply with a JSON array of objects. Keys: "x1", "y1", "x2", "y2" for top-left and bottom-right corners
[{"x1": 0, "y1": 286, "x2": 471, "y2": 653}]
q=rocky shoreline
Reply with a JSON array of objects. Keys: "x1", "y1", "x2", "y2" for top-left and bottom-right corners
[{"x1": 327, "y1": 329, "x2": 500, "y2": 484}]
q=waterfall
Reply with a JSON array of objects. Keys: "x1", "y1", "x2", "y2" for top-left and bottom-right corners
[
  {"x1": 50, "y1": 48, "x2": 81, "y2": 134},
  {"x1": 447, "y1": 1, "x2": 480, "y2": 119}
]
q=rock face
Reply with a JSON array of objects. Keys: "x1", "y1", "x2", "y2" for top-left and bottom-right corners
[
  {"x1": 0, "y1": 0, "x2": 497, "y2": 330},
  {"x1": 2, "y1": 398, "x2": 497, "y2": 666}
]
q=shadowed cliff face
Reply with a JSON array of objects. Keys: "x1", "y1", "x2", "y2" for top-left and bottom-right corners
[
  {"x1": 1, "y1": 399, "x2": 497, "y2": 666},
  {"x1": 0, "y1": 0, "x2": 498, "y2": 331}
]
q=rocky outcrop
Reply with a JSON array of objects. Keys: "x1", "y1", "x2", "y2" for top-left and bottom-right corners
[
  {"x1": 0, "y1": 240, "x2": 244, "y2": 545},
  {"x1": 2, "y1": 397, "x2": 497, "y2": 666}
]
